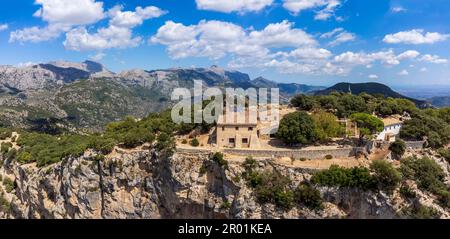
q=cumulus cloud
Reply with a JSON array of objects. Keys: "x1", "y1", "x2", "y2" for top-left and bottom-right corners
[
  {"x1": 10, "y1": 1, "x2": 165, "y2": 51},
  {"x1": 398, "y1": 70, "x2": 409, "y2": 76},
  {"x1": 282, "y1": 0, "x2": 342, "y2": 20},
  {"x1": 368, "y1": 74, "x2": 378, "y2": 79},
  {"x1": 383, "y1": 29, "x2": 449, "y2": 44},
  {"x1": 321, "y1": 28, "x2": 356, "y2": 46},
  {"x1": 151, "y1": 20, "x2": 439, "y2": 76},
  {"x1": 10, "y1": 0, "x2": 105, "y2": 43},
  {"x1": 151, "y1": 20, "x2": 316, "y2": 60},
  {"x1": 195, "y1": 0, "x2": 273, "y2": 13},
  {"x1": 33, "y1": 0, "x2": 104, "y2": 25},
  {"x1": 396, "y1": 50, "x2": 420, "y2": 60},
  {"x1": 419, "y1": 54, "x2": 448, "y2": 64},
  {"x1": 64, "y1": 5, "x2": 166, "y2": 51},
  {"x1": 90, "y1": 52, "x2": 106, "y2": 61},
  {"x1": 0, "y1": 24, "x2": 8, "y2": 32}
]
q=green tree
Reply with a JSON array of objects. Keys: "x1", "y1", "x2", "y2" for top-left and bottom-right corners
[
  {"x1": 276, "y1": 112, "x2": 317, "y2": 145},
  {"x1": 350, "y1": 113, "x2": 384, "y2": 140},
  {"x1": 389, "y1": 139, "x2": 406, "y2": 160},
  {"x1": 312, "y1": 111, "x2": 345, "y2": 142},
  {"x1": 370, "y1": 160, "x2": 402, "y2": 193},
  {"x1": 290, "y1": 95, "x2": 317, "y2": 111}
]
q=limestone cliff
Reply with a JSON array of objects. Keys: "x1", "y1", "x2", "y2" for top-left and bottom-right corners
[{"x1": 0, "y1": 147, "x2": 449, "y2": 219}]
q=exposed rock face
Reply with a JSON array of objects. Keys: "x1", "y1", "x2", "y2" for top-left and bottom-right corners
[
  {"x1": 0, "y1": 61, "x2": 112, "y2": 91},
  {"x1": 3, "y1": 148, "x2": 448, "y2": 219}
]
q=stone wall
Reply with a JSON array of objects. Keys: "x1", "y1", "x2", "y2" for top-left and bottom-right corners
[
  {"x1": 405, "y1": 141, "x2": 425, "y2": 150},
  {"x1": 176, "y1": 145, "x2": 370, "y2": 160},
  {"x1": 223, "y1": 147, "x2": 360, "y2": 160}
]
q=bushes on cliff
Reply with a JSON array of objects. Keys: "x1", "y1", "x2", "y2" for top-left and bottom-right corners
[
  {"x1": 400, "y1": 157, "x2": 450, "y2": 208},
  {"x1": 1, "y1": 142, "x2": 12, "y2": 154},
  {"x1": 0, "y1": 128, "x2": 12, "y2": 140},
  {"x1": 294, "y1": 183, "x2": 324, "y2": 210},
  {"x1": 311, "y1": 165, "x2": 375, "y2": 190},
  {"x1": 210, "y1": 152, "x2": 228, "y2": 169},
  {"x1": 370, "y1": 160, "x2": 402, "y2": 193},
  {"x1": 389, "y1": 140, "x2": 406, "y2": 160},
  {"x1": 2, "y1": 177, "x2": 15, "y2": 193}
]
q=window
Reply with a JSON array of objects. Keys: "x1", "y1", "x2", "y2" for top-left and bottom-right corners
[
  {"x1": 242, "y1": 138, "x2": 248, "y2": 144},
  {"x1": 235, "y1": 127, "x2": 239, "y2": 130},
  {"x1": 222, "y1": 127, "x2": 225, "y2": 131},
  {"x1": 229, "y1": 138, "x2": 235, "y2": 144},
  {"x1": 248, "y1": 127, "x2": 253, "y2": 131}
]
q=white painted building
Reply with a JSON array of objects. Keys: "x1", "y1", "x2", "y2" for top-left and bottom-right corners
[{"x1": 376, "y1": 116, "x2": 404, "y2": 142}]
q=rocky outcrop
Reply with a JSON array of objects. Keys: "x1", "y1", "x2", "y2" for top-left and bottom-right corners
[{"x1": 3, "y1": 146, "x2": 449, "y2": 219}]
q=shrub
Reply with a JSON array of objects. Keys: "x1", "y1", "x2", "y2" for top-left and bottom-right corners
[
  {"x1": 88, "y1": 136, "x2": 116, "y2": 154},
  {"x1": 181, "y1": 139, "x2": 188, "y2": 144},
  {"x1": 402, "y1": 205, "x2": 441, "y2": 219},
  {"x1": 190, "y1": 138, "x2": 200, "y2": 147},
  {"x1": 220, "y1": 200, "x2": 231, "y2": 210},
  {"x1": 6, "y1": 148, "x2": 17, "y2": 161},
  {"x1": 1, "y1": 142, "x2": 12, "y2": 154},
  {"x1": 370, "y1": 160, "x2": 402, "y2": 193},
  {"x1": 294, "y1": 183, "x2": 324, "y2": 210},
  {"x1": 2, "y1": 177, "x2": 15, "y2": 193},
  {"x1": 0, "y1": 129, "x2": 12, "y2": 140},
  {"x1": 399, "y1": 185, "x2": 416, "y2": 199},
  {"x1": 243, "y1": 157, "x2": 258, "y2": 172},
  {"x1": 400, "y1": 157, "x2": 450, "y2": 208},
  {"x1": 400, "y1": 157, "x2": 446, "y2": 194},
  {"x1": 210, "y1": 152, "x2": 228, "y2": 169},
  {"x1": 325, "y1": 155, "x2": 333, "y2": 160},
  {"x1": 253, "y1": 171, "x2": 294, "y2": 210},
  {"x1": 437, "y1": 148, "x2": 450, "y2": 163},
  {"x1": 389, "y1": 140, "x2": 406, "y2": 160},
  {"x1": 311, "y1": 165, "x2": 374, "y2": 190},
  {"x1": 0, "y1": 192, "x2": 11, "y2": 213}
]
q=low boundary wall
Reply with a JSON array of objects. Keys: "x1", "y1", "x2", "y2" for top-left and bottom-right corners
[{"x1": 177, "y1": 146, "x2": 366, "y2": 160}]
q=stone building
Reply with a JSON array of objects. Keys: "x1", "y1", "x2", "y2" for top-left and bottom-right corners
[{"x1": 216, "y1": 111, "x2": 261, "y2": 149}]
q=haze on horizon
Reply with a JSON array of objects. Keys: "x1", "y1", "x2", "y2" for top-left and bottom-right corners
[{"x1": 0, "y1": 0, "x2": 449, "y2": 87}]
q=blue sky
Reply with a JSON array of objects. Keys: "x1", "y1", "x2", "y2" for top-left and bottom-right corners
[{"x1": 0, "y1": 0, "x2": 449, "y2": 87}]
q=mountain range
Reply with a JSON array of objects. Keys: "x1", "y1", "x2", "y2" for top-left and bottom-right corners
[
  {"x1": 0, "y1": 60, "x2": 324, "y2": 132},
  {"x1": 315, "y1": 82, "x2": 429, "y2": 107}
]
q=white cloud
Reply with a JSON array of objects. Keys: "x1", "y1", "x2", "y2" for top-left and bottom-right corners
[
  {"x1": 151, "y1": 20, "x2": 447, "y2": 77},
  {"x1": 10, "y1": 0, "x2": 105, "y2": 43},
  {"x1": 33, "y1": 0, "x2": 104, "y2": 25},
  {"x1": 420, "y1": 67, "x2": 427, "y2": 72},
  {"x1": 397, "y1": 50, "x2": 420, "y2": 60},
  {"x1": 90, "y1": 52, "x2": 106, "y2": 61},
  {"x1": 151, "y1": 20, "x2": 316, "y2": 60},
  {"x1": 0, "y1": 24, "x2": 8, "y2": 32},
  {"x1": 391, "y1": 6, "x2": 406, "y2": 13},
  {"x1": 321, "y1": 28, "x2": 355, "y2": 46},
  {"x1": 283, "y1": 0, "x2": 342, "y2": 20},
  {"x1": 63, "y1": 5, "x2": 166, "y2": 51},
  {"x1": 10, "y1": 23, "x2": 71, "y2": 43},
  {"x1": 195, "y1": 0, "x2": 273, "y2": 13},
  {"x1": 419, "y1": 54, "x2": 448, "y2": 64},
  {"x1": 329, "y1": 31, "x2": 356, "y2": 46},
  {"x1": 108, "y1": 5, "x2": 167, "y2": 28},
  {"x1": 368, "y1": 74, "x2": 378, "y2": 79},
  {"x1": 17, "y1": 61, "x2": 38, "y2": 68},
  {"x1": 320, "y1": 27, "x2": 343, "y2": 38},
  {"x1": 383, "y1": 29, "x2": 449, "y2": 44},
  {"x1": 64, "y1": 26, "x2": 142, "y2": 51},
  {"x1": 398, "y1": 70, "x2": 409, "y2": 76}
]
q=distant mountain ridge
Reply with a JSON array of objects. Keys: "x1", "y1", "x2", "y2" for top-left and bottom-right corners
[
  {"x1": 0, "y1": 60, "x2": 323, "y2": 131},
  {"x1": 427, "y1": 96, "x2": 450, "y2": 108},
  {"x1": 315, "y1": 82, "x2": 428, "y2": 107}
]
